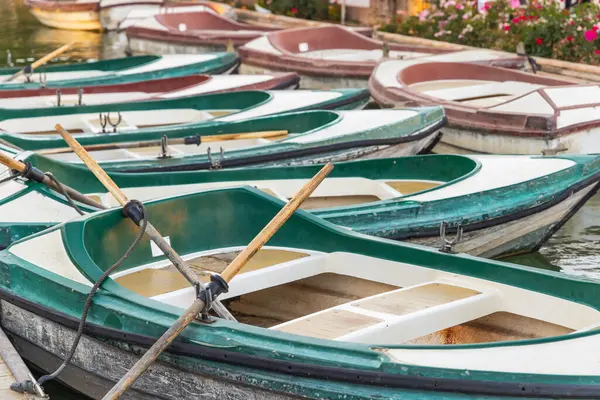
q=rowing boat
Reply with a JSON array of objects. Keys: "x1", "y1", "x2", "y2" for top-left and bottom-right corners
[
  {"x1": 16, "y1": 107, "x2": 444, "y2": 172},
  {"x1": 238, "y1": 26, "x2": 525, "y2": 89},
  {"x1": 100, "y1": 0, "x2": 235, "y2": 31},
  {"x1": 369, "y1": 60, "x2": 600, "y2": 155},
  {"x1": 0, "y1": 73, "x2": 300, "y2": 108},
  {"x1": 2, "y1": 186, "x2": 600, "y2": 399},
  {"x1": 24, "y1": 0, "x2": 101, "y2": 31},
  {"x1": 1, "y1": 152, "x2": 598, "y2": 258},
  {"x1": 126, "y1": 11, "x2": 280, "y2": 55},
  {"x1": 0, "y1": 89, "x2": 369, "y2": 150},
  {"x1": 0, "y1": 54, "x2": 239, "y2": 90}
]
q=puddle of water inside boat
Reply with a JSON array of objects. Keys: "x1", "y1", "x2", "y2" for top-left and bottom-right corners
[{"x1": 3, "y1": 0, "x2": 600, "y2": 397}]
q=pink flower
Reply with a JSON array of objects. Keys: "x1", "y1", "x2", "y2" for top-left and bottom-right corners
[
  {"x1": 570, "y1": 20, "x2": 575, "y2": 26},
  {"x1": 456, "y1": 3, "x2": 464, "y2": 9},
  {"x1": 535, "y1": 37, "x2": 543, "y2": 45},
  {"x1": 512, "y1": 17, "x2": 520, "y2": 23},
  {"x1": 291, "y1": 6, "x2": 297, "y2": 14},
  {"x1": 418, "y1": 9, "x2": 430, "y2": 21},
  {"x1": 567, "y1": 35, "x2": 573, "y2": 41},
  {"x1": 484, "y1": 3, "x2": 490, "y2": 10},
  {"x1": 596, "y1": 49, "x2": 600, "y2": 55},
  {"x1": 504, "y1": 24, "x2": 511, "y2": 31},
  {"x1": 585, "y1": 29, "x2": 598, "y2": 41}
]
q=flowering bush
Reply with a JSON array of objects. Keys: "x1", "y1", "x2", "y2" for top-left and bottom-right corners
[
  {"x1": 381, "y1": 0, "x2": 600, "y2": 64},
  {"x1": 256, "y1": 0, "x2": 342, "y2": 21}
]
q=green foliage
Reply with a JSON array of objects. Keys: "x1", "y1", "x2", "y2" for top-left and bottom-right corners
[
  {"x1": 256, "y1": 0, "x2": 342, "y2": 21},
  {"x1": 381, "y1": 0, "x2": 600, "y2": 64}
]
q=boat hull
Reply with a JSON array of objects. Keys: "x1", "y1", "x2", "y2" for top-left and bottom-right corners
[
  {"x1": 407, "y1": 181, "x2": 599, "y2": 258},
  {"x1": 434, "y1": 125, "x2": 600, "y2": 155},
  {"x1": 29, "y1": 7, "x2": 101, "y2": 31},
  {"x1": 240, "y1": 62, "x2": 367, "y2": 90},
  {"x1": 3, "y1": 301, "x2": 298, "y2": 400},
  {"x1": 127, "y1": 36, "x2": 229, "y2": 55}
]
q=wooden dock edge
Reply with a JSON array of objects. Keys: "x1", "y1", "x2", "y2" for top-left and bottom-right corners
[{"x1": 0, "y1": 326, "x2": 46, "y2": 399}]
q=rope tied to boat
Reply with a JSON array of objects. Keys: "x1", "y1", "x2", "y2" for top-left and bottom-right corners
[
  {"x1": 44, "y1": 172, "x2": 84, "y2": 215},
  {"x1": 34, "y1": 200, "x2": 149, "y2": 387}
]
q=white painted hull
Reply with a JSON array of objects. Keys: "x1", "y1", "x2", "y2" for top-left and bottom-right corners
[
  {"x1": 240, "y1": 63, "x2": 367, "y2": 90},
  {"x1": 436, "y1": 125, "x2": 600, "y2": 155},
  {"x1": 29, "y1": 8, "x2": 101, "y2": 31},
  {"x1": 100, "y1": 3, "x2": 161, "y2": 30},
  {"x1": 127, "y1": 36, "x2": 225, "y2": 55},
  {"x1": 410, "y1": 182, "x2": 597, "y2": 258}
]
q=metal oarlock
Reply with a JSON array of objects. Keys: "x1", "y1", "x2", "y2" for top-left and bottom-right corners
[
  {"x1": 6, "y1": 50, "x2": 12, "y2": 67},
  {"x1": 98, "y1": 112, "x2": 122, "y2": 133},
  {"x1": 439, "y1": 221, "x2": 463, "y2": 254},
  {"x1": 56, "y1": 89, "x2": 61, "y2": 107},
  {"x1": 77, "y1": 87, "x2": 83, "y2": 106},
  {"x1": 207, "y1": 146, "x2": 224, "y2": 169},
  {"x1": 158, "y1": 135, "x2": 171, "y2": 159},
  {"x1": 39, "y1": 73, "x2": 47, "y2": 88}
]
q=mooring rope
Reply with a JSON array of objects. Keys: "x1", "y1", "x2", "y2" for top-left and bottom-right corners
[
  {"x1": 36, "y1": 201, "x2": 148, "y2": 386},
  {"x1": 44, "y1": 172, "x2": 85, "y2": 216}
]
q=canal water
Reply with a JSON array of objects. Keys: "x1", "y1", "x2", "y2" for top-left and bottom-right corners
[{"x1": 2, "y1": 0, "x2": 600, "y2": 398}]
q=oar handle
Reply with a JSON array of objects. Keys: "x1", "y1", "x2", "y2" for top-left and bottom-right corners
[
  {"x1": 31, "y1": 42, "x2": 75, "y2": 70},
  {"x1": 0, "y1": 152, "x2": 25, "y2": 173},
  {"x1": 220, "y1": 162, "x2": 333, "y2": 283},
  {"x1": 56, "y1": 124, "x2": 129, "y2": 206}
]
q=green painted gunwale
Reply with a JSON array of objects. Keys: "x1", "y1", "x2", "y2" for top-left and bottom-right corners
[
  {"x1": 0, "y1": 89, "x2": 371, "y2": 151},
  {"x1": 2, "y1": 152, "x2": 600, "y2": 250},
  {"x1": 0, "y1": 54, "x2": 240, "y2": 90},
  {"x1": 2, "y1": 187, "x2": 600, "y2": 399}
]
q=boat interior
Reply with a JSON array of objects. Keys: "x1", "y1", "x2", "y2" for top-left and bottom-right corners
[
  {"x1": 95, "y1": 177, "x2": 445, "y2": 209},
  {"x1": 155, "y1": 11, "x2": 277, "y2": 33},
  {"x1": 399, "y1": 62, "x2": 573, "y2": 108},
  {"x1": 0, "y1": 109, "x2": 236, "y2": 135},
  {"x1": 13, "y1": 187, "x2": 600, "y2": 348},
  {"x1": 0, "y1": 76, "x2": 212, "y2": 108},
  {"x1": 0, "y1": 54, "x2": 213, "y2": 84},
  {"x1": 268, "y1": 26, "x2": 447, "y2": 62}
]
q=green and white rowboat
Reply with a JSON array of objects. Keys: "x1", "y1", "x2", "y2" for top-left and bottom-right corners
[
  {"x1": 0, "y1": 108, "x2": 444, "y2": 172},
  {"x1": 1, "y1": 150, "x2": 598, "y2": 258},
  {"x1": 0, "y1": 89, "x2": 370, "y2": 150},
  {"x1": 2, "y1": 187, "x2": 600, "y2": 399},
  {"x1": 0, "y1": 54, "x2": 240, "y2": 90}
]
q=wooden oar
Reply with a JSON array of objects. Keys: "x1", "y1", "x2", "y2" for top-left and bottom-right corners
[
  {"x1": 38, "y1": 130, "x2": 289, "y2": 156},
  {"x1": 56, "y1": 122, "x2": 333, "y2": 400},
  {"x1": 55, "y1": 124, "x2": 235, "y2": 321},
  {"x1": 102, "y1": 162, "x2": 333, "y2": 400},
  {"x1": 4, "y1": 42, "x2": 76, "y2": 83},
  {"x1": 0, "y1": 152, "x2": 104, "y2": 210}
]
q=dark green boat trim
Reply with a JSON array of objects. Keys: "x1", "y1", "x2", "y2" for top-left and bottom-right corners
[
  {"x1": 0, "y1": 54, "x2": 241, "y2": 90},
  {"x1": 0, "y1": 287, "x2": 599, "y2": 398},
  {"x1": 387, "y1": 174, "x2": 600, "y2": 241},
  {"x1": 123, "y1": 117, "x2": 448, "y2": 172}
]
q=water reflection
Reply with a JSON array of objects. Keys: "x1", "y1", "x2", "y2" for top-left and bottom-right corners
[
  {"x1": 0, "y1": 0, "x2": 125, "y2": 67},
  {"x1": 509, "y1": 193, "x2": 600, "y2": 280}
]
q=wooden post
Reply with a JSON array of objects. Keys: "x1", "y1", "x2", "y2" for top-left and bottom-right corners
[
  {"x1": 55, "y1": 124, "x2": 235, "y2": 321},
  {"x1": 102, "y1": 162, "x2": 333, "y2": 400}
]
